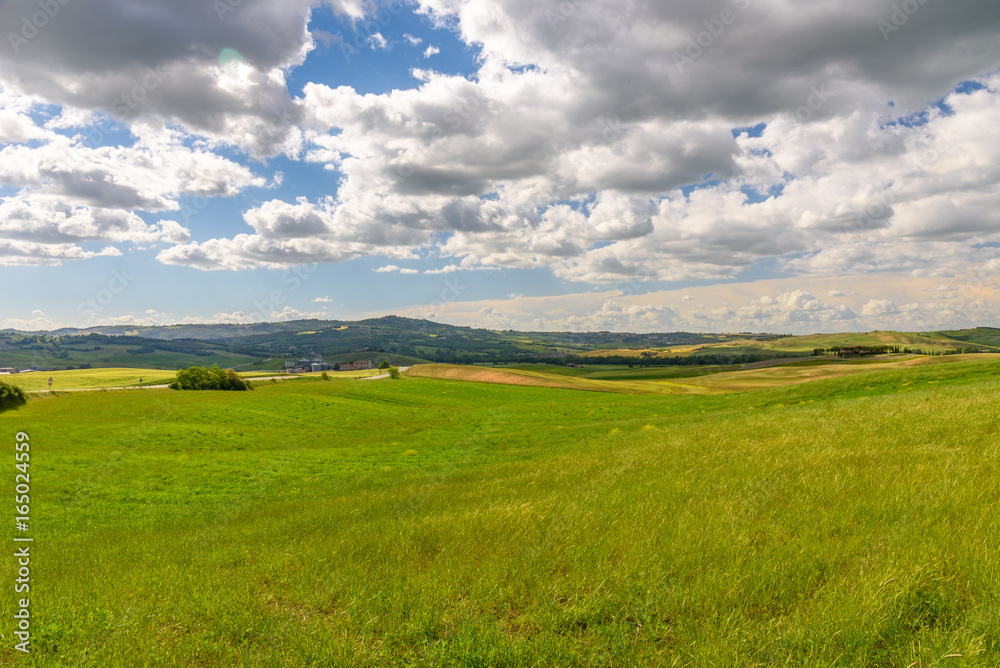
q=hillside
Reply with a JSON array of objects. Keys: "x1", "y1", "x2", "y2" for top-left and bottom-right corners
[
  {"x1": 2, "y1": 319, "x2": 998, "y2": 370},
  {"x1": 2, "y1": 356, "x2": 998, "y2": 665}
]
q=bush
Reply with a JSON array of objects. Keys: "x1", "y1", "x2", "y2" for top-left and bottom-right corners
[
  {"x1": 0, "y1": 381, "x2": 27, "y2": 412},
  {"x1": 388, "y1": 366, "x2": 400, "y2": 379},
  {"x1": 168, "y1": 365, "x2": 250, "y2": 391}
]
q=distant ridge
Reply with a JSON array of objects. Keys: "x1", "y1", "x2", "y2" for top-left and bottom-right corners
[{"x1": 2, "y1": 318, "x2": 997, "y2": 371}]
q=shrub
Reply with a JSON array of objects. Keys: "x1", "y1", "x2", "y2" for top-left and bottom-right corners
[
  {"x1": 321, "y1": 371, "x2": 330, "y2": 380},
  {"x1": 388, "y1": 366, "x2": 400, "y2": 379},
  {"x1": 0, "y1": 381, "x2": 27, "y2": 412},
  {"x1": 168, "y1": 365, "x2": 250, "y2": 391}
]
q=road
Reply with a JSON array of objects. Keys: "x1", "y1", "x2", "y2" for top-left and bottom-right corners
[{"x1": 359, "y1": 366, "x2": 411, "y2": 380}]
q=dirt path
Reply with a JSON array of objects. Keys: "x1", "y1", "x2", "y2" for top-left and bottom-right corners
[{"x1": 359, "y1": 367, "x2": 410, "y2": 380}]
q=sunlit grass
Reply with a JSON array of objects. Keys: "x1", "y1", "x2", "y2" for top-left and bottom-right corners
[
  {"x1": 1, "y1": 358, "x2": 998, "y2": 665},
  {"x1": 5, "y1": 368, "x2": 176, "y2": 391}
]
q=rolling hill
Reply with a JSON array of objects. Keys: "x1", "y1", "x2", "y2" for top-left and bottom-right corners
[{"x1": 2, "y1": 317, "x2": 998, "y2": 371}]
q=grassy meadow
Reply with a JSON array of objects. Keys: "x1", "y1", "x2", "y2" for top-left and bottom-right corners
[
  {"x1": 1, "y1": 358, "x2": 999, "y2": 665},
  {"x1": 410, "y1": 354, "x2": 1000, "y2": 396},
  {"x1": 3, "y1": 368, "x2": 178, "y2": 391},
  {"x1": 581, "y1": 330, "x2": 997, "y2": 360}
]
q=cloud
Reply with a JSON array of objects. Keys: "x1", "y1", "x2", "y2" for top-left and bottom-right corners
[
  {"x1": 425, "y1": 265, "x2": 461, "y2": 274},
  {"x1": 210, "y1": 3, "x2": 996, "y2": 283},
  {"x1": 862, "y1": 299, "x2": 901, "y2": 316},
  {"x1": 375, "y1": 264, "x2": 418, "y2": 274},
  {"x1": 311, "y1": 296, "x2": 333, "y2": 303},
  {"x1": 0, "y1": 0, "x2": 313, "y2": 157},
  {"x1": 424, "y1": 45, "x2": 440, "y2": 58},
  {"x1": 736, "y1": 291, "x2": 858, "y2": 327},
  {"x1": 0, "y1": 95, "x2": 265, "y2": 264},
  {"x1": 381, "y1": 271, "x2": 1000, "y2": 334},
  {"x1": 3, "y1": 0, "x2": 1000, "y2": 326}
]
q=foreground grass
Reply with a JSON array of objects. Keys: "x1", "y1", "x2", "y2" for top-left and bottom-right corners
[{"x1": 0, "y1": 359, "x2": 998, "y2": 665}]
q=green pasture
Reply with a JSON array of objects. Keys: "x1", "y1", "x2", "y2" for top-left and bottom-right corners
[
  {"x1": 407, "y1": 354, "x2": 1000, "y2": 396},
  {"x1": 4, "y1": 368, "x2": 177, "y2": 391},
  {"x1": 504, "y1": 364, "x2": 741, "y2": 381},
  {"x1": 0, "y1": 358, "x2": 998, "y2": 665}
]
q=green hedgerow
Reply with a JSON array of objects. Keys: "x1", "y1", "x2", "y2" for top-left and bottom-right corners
[
  {"x1": 0, "y1": 381, "x2": 27, "y2": 412},
  {"x1": 168, "y1": 364, "x2": 251, "y2": 391}
]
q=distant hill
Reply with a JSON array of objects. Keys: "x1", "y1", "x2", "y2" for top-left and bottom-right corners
[
  {"x1": 3, "y1": 320, "x2": 325, "y2": 341},
  {"x1": 2, "y1": 318, "x2": 998, "y2": 370}
]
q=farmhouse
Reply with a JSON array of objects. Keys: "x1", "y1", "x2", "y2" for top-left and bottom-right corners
[
  {"x1": 334, "y1": 361, "x2": 374, "y2": 371},
  {"x1": 284, "y1": 356, "x2": 332, "y2": 373},
  {"x1": 281, "y1": 357, "x2": 373, "y2": 373}
]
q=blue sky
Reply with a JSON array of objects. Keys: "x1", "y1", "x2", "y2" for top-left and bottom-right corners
[{"x1": 1, "y1": 0, "x2": 999, "y2": 333}]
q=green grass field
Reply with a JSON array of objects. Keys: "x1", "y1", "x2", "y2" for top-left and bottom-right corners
[
  {"x1": 408, "y1": 354, "x2": 1000, "y2": 396},
  {"x1": 0, "y1": 367, "x2": 385, "y2": 392},
  {"x1": 579, "y1": 331, "x2": 996, "y2": 360},
  {"x1": 3, "y1": 368, "x2": 178, "y2": 391},
  {"x1": 1, "y1": 358, "x2": 999, "y2": 665}
]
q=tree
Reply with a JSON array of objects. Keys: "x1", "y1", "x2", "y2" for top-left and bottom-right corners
[
  {"x1": 388, "y1": 366, "x2": 400, "y2": 379},
  {"x1": 378, "y1": 361, "x2": 391, "y2": 370},
  {"x1": 0, "y1": 382, "x2": 27, "y2": 412},
  {"x1": 169, "y1": 364, "x2": 251, "y2": 391}
]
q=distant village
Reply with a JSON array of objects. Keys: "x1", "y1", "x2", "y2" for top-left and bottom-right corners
[
  {"x1": 0, "y1": 365, "x2": 44, "y2": 375},
  {"x1": 0, "y1": 357, "x2": 378, "y2": 376},
  {"x1": 284, "y1": 357, "x2": 375, "y2": 373}
]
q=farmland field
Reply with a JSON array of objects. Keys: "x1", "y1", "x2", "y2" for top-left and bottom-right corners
[
  {"x1": 3, "y1": 368, "x2": 178, "y2": 391},
  {"x1": 1, "y1": 358, "x2": 999, "y2": 665},
  {"x1": 409, "y1": 354, "x2": 1000, "y2": 395}
]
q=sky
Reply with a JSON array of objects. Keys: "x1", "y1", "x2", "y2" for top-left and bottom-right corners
[{"x1": 1, "y1": 0, "x2": 999, "y2": 334}]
